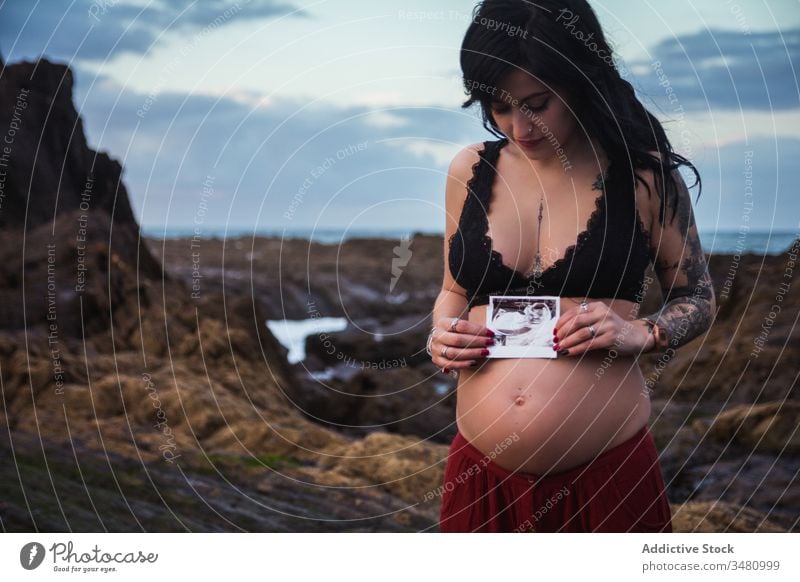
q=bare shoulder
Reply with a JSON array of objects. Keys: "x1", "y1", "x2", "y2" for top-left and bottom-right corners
[
  {"x1": 447, "y1": 141, "x2": 485, "y2": 183},
  {"x1": 634, "y1": 150, "x2": 690, "y2": 227},
  {"x1": 444, "y1": 142, "x2": 487, "y2": 214},
  {"x1": 444, "y1": 143, "x2": 486, "y2": 224}
]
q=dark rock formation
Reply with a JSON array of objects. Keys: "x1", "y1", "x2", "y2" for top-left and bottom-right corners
[{"x1": 0, "y1": 58, "x2": 163, "y2": 336}]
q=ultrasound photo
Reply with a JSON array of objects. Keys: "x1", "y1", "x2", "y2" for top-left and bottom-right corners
[{"x1": 485, "y1": 295, "x2": 559, "y2": 358}]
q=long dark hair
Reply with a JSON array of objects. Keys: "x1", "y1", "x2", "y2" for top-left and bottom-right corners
[{"x1": 460, "y1": 0, "x2": 701, "y2": 227}]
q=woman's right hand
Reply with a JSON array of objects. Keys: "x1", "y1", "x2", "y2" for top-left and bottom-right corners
[{"x1": 430, "y1": 317, "x2": 495, "y2": 372}]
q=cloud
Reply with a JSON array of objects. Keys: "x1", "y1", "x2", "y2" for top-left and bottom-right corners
[
  {"x1": 693, "y1": 136, "x2": 800, "y2": 234},
  {"x1": 70, "y1": 66, "x2": 800, "y2": 234},
  {"x1": 628, "y1": 27, "x2": 800, "y2": 111},
  {"x1": 72, "y1": 69, "x2": 486, "y2": 232},
  {"x1": 0, "y1": 0, "x2": 308, "y2": 64}
]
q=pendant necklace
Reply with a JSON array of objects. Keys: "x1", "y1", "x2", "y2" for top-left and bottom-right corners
[
  {"x1": 523, "y1": 195, "x2": 545, "y2": 280},
  {"x1": 521, "y1": 123, "x2": 545, "y2": 281}
]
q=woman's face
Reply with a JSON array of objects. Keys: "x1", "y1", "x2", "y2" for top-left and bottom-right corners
[{"x1": 488, "y1": 69, "x2": 580, "y2": 160}]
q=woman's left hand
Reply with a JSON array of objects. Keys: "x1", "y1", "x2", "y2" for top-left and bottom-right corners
[{"x1": 553, "y1": 301, "x2": 650, "y2": 357}]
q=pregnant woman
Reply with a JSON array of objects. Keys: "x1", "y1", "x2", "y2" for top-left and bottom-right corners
[{"x1": 429, "y1": 0, "x2": 715, "y2": 532}]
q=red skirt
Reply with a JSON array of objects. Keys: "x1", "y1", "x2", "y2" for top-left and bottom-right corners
[{"x1": 438, "y1": 424, "x2": 672, "y2": 532}]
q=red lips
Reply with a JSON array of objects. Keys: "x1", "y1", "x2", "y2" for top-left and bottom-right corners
[{"x1": 517, "y1": 137, "x2": 545, "y2": 148}]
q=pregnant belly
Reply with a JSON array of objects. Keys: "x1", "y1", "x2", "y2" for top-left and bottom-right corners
[{"x1": 455, "y1": 350, "x2": 651, "y2": 476}]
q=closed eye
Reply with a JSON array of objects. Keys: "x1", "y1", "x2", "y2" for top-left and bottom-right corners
[
  {"x1": 491, "y1": 99, "x2": 550, "y2": 114},
  {"x1": 526, "y1": 99, "x2": 550, "y2": 113}
]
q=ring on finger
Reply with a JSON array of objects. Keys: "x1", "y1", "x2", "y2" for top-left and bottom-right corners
[
  {"x1": 588, "y1": 325, "x2": 597, "y2": 338},
  {"x1": 440, "y1": 345, "x2": 449, "y2": 358},
  {"x1": 449, "y1": 317, "x2": 459, "y2": 331}
]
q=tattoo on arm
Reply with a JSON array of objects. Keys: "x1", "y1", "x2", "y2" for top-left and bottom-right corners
[
  {"x1": 652, "y1": 282, "x2": 714, "y2": 351},
  {"x1": 645, "y1": 170, "x2": 715, "y2": 351}
]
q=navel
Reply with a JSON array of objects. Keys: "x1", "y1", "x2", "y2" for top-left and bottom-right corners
[{"x1": 513, "y1": 395, "x2": 525, "y2": 406}]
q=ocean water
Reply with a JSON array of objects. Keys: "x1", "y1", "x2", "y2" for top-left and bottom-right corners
[
  {"x1": 143, "y1": 227, "x2": 798, "y2": 256},
  {"x1": 266, "y1": 316, "x2": 348, "y2": 364},
  {"x1": 702, "y1": 230, "x2": 798, "y2": 256}
]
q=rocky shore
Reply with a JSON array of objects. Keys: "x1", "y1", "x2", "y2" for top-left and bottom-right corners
[
  {"x1": 148, "y1": 231, "x2": 799, "y2": 532},
  {"x1": 0, "y1": 57, "x2": 796, "y2": 532}
]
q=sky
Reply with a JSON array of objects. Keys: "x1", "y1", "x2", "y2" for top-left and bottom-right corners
[{"x1": 1, "y1": 0, "x2": 799, "y2": 238}]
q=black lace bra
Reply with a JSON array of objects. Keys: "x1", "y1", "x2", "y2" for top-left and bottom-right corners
[{"x1": 448, "y1": 138, "x2": 652, "y2": 309}]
